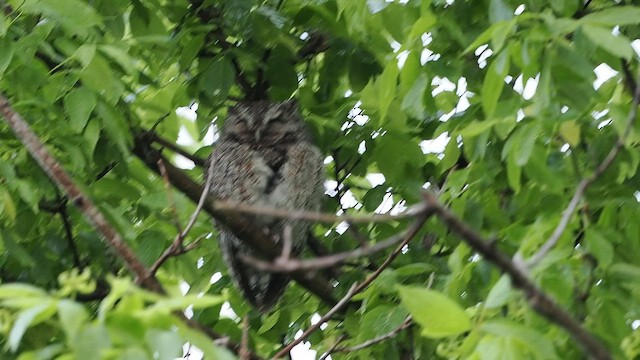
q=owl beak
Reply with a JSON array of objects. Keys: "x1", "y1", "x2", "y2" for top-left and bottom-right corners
[{"x1": 255, "y1": 128, "x2": 262, "y2": 142}]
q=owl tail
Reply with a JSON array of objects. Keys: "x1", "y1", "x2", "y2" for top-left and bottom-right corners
[
  {"x1": 219, "y1": 232, "x2": 290, "y2": 312},
  {"x1": 239, "y1": 271, "x2": 290, "y2": 312}
]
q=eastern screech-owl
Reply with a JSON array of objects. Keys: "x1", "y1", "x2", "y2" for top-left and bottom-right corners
[{"x1": 208, "y1": 100, "x2": 324, "y2": 311}]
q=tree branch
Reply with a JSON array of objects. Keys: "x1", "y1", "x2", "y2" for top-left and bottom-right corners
[
  {"x1": 273, "y1": 211, "x2": 430, "y2": 358},
  {"x1": 273, "y1": 284, "x2": 358, "y2": 359},
  {"x1": 422, "y1": 192, "x2": 611, "y2": 360},
  {"x1": 150, "y1": 156, "x2": 214, "y2": 274},
  {"x1": 523, "y1": 72, "x2": 640, "y2": 268},
  {"x1": 239, "y1": 210, "x2": 432, "y2": 273},
  {"x1": 0, "y1": 93, "x2": 262, "y2": 360},
  {"x1": 0, "y1": 93, "x2": 163, "y2": 293},
  {"x1": 333, "y1": 316, "x2": 413, "y2": 353},
  {"x1": 132, "y1": 137, "x2": 338, "y2": 306}
]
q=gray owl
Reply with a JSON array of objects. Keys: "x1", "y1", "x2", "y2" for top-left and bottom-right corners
[{"x1": 208, "y1": 100, "x2": 324, "y2": 311}]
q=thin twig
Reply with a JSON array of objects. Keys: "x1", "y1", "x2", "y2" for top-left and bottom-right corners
[
  {"x1": 524, "y1": 73, "x2": 640, "y2": 268},
  {"x1": 240, "y1": 315, "x2": 250, "y2": 360},
  {"x1": 214, "y1": 200, "x2": 428, "y2": 224},
  {"x1": 334, "y1": 316, "x2": 413, "y2": 353},
  {"x1": 273, "y1": 213, "x2": 429, "y2": 358},
  {"x1": 158, "y1": 158, "x2": 183, "y2": 234},
  {"x1": 273, "y1": 284, "x2": 358, "y2": 359},
  {"x1": 423, "y1": 192, "x2": 611, "y2": 360},
  {"x1": 150, "y1": 159, "x2": 215, "y2": 274},
  {"x1": 149, "y1": 132, "x2": 207, "y2": 167},
  {"x1": 239, "y1": 211, "x2": 432, "y2": 273},
  {"x1": 317, "y1": 335, "x2": 346, "y2": 360}
]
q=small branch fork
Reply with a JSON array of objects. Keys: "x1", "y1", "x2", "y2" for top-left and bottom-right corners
[
  {"x1": 149, "y1": 157, "x2": 214, "y2": 274},
  {"x1": 522, "y1": 72, "x2": 640, "y2": 269}
]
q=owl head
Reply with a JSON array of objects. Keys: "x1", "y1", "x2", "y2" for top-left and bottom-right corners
[{"x1": 221, "y1": 100, "x2": 312, "y2": 145}]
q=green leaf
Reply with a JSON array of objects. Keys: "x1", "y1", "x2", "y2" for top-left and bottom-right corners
[
  {"x1": 584, "y1": 228, "x2": 614, "y2": 268},
  {"x1": 482, "y1": 50, "x2": 510, "y2": 117},
  {"x1": 401, "y1": 74, "x2": 427, "y2": 118},
  {"x1": 177, "y1": 325, "x2": 236, "y2": 360},
  {"x1": 489, "y1": 0, "x2": 513, "y2": 24},
  {"x1": 0, "y1": 283, "x2": 47, "y2": 299},
  {"x1": 580, "y1": 6, "x2": 640, "y2": 26},
  {"x1": 480, "y1": 320, "x2": 560, "y2": 359},
  {"x1": 0, "y1": 189, "x2": 16, "y2": 222},
  {"x1": 145, "y1": 330, "x2": 182, "y2": 360},
  {"x1": 80, "y1": 55, "x2": 124, "y2": 101},
  {"x1": 145, "y1": 295, "x2": 225, "y2": 315},
  {"x1": 8, "y1": 301, "x2": 57, "y2": 351},
  {"x1": 57, "y1": 300, "x2": 89, "y2": 340},
  {"x1": 64, "y1": 88, "x2": 97, "y2": 133},
  {"x1": 96, "y1": 101, "x2": 133, "y2": 155},
  {"x1": 74, "y1": 44, "x2": 96, "y2": 68},
  {"x1": 439, "y1": 136, "x2": 460, "y2": 173},
  {"x1": 360, "y1": 305, "x2": 408, "y2": 340},
  {"x1": 72, "y1": 324, "x2": 111, "y2": 360},
  {"x1": 464, "y1": 22, "x2": 507, "y2": 54},
  {"x1": 199, "y1": 58, "x2": 234, "y2": 105},
  {"x1": 0, "y1": 231, "x2": 36, "y2": 267},
  {"x1": 373, "y1": 133, "x2": 423, "y2": 185},
  {"x1": 99, "y1": 45, "x2": 137, "y2": 75},
  {"x1": 485, "y1": 275, "x2": 512, "y2": 308},
  {"x1": 506, "y1": 156, "x2": 521, "y2": 192},
  {"x1": 559, "y1": 120, "x2": 580, "y2": 146},
  {"x1": 361, "y1": 61, "x2": 399, "y2": 124},
  {"x1": 13, "y1": 0, "x2": 102, "y2": 37},
  {"x1": 582, "y1": 25, "x2": 633, "y2": 60},
  {"x1": 0, "y1": 36, "x2": 14, "y2": 76},
  {"x1": 396, "y1": 285, "x2": 471, "y2": 338}
]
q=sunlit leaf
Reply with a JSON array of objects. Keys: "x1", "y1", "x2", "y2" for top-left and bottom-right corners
[{"x1": 397, "y1": 285, "x2": 471, "y2": 338}]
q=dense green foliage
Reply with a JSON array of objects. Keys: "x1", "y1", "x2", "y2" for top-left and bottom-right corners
[{"x1": 1, "y1": 0, "x2": 640, "y2": 359}]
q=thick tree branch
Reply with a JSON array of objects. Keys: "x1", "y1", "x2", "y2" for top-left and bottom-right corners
[
  {"x1": 524, "y1": 72, "x2": 640, "y2": 268},
  {"x1": 422, "y1": 192, "x2": 611, "y2": 360}
]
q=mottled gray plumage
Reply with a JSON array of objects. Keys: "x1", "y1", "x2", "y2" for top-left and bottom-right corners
[{"x1": 209, "y1": 100, "x2": 324, "y2": 311}]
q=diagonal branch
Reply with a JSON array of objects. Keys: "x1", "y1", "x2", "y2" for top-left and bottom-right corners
[
  {"x1": 422, "y1": 192, "x2": 611, "y2": 360},
  {"x1": 273, "y1": 211, "x2": 430, "y2": 358},
  {"x1": 273, "y1": 284, "x2": 358, "y2": 359},
  {"x1": 0, "y1": 93, "x2": 163, "y2": 294},
  {"x1": 333, "y1": 316, "x2": 413, "y2": 353},
  {"x1": 0, "y1": 94, "x2": 262, "y2": 360},
  {"x1": 524, "y1": 72, "x2": 640, "y2": 268},
  {"x1": 149, "y1": 156, "x2": 214, "y2": 275}
]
